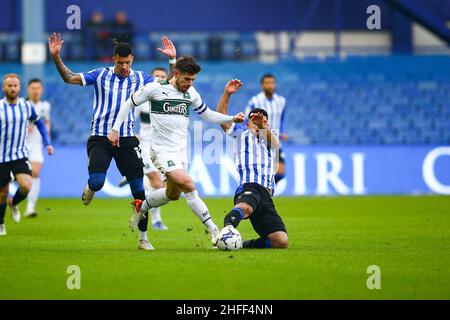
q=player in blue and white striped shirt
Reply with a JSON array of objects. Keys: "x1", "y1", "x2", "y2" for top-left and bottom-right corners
[
  {"x1": 0, "y1": 74, "x2": 53, "y2": 236},
  {"x1": 49, "y1": 33, "x2": 176, "y2": 250},
  {"x1": 216, "y1": 80, "x2": 288, "y2": 249},
  {"x1": 246, "y1": 74, "x2": 288, "y2": 185}
]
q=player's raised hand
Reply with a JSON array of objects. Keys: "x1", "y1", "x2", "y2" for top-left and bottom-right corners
[
  {"x1": 233, "y1": 112, "x2": 245, "y2": 123},
  {"x1": 157, "y1": 36, "x2": 176, "y2": 59},
  {"x1": 108, "y1": 130, "x2": 120, "y2": 147},
  {"x1": 225, "y1": 79, "x2": 243, "y2": 95},
  {"x1": 250, "y1": 112, "x2": 266, "y2": 128},
  {"x1": 48, "y1": 32, "x2": 64, "y2": 57},
  {"x1": 47, "y1": 145, "x2": 54, "y2": 155}
]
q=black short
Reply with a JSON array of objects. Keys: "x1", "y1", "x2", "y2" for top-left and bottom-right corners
[
  {"x1": 87, "y1": 136, "x2": 144, "y2": 180},
  {"x1": 0, "y1": 158, "x2": 32, "y2": 187},
  {"x1": 234, "y1": 183, "x2": 287, "y2": 238}
]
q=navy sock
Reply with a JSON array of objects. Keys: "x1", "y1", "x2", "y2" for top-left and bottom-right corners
[
  {"x1": 0, "y1": 203, "x2": 6, "y2": 224},
  {"x1": 128, "y1": 178, "x2": 145, "y2": 200},
  {"x1": 128, "y1": 177, "x2": 147, "y2": 232},
  {"x1": 88, "y1": 173, "x2": 106, "y2": 192},
  {"x1": 224, "y1": 207, "x2": 244, "y2": 228},
  {"x1": 275, "y1": 174, "x2": 285, "y2": 183},
  {"x1": 12, "y1": 189, "x2": 27, "y2": 206},
  {"x1": 243, "y1": 238, "x2": 271, "y2": 249}
]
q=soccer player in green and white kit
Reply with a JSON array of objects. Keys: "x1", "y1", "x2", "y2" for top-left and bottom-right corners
[{"x1": 108, "y1": 55, "x2": 245, "y2": 248}]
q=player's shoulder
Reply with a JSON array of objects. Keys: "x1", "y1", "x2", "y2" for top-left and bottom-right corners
[
  {"x1": 42, "y1": 100, "x2": 51, "y2": 112},
  {"x1": 90, "y1": 66, "x2": 109, "y2": 74},
  {"x1": 187, "y1": 86, "x2": 201, "y2": 100},
  {"x1": 133, "y1": 69, "x2": 153, "y2": 79},
  {"x1": 139, "y1": 80, "x2": 162, "y2": 95},
  {"x1": 22, "y1": 99, "x2": 33, "y2": 108},
  {"x1": 23, "y1": 100, "x2": 35, "y2": 113},
  {"x1": 251, "y1": 92, "x2": 263, "y2": 100},
  {"x1": 144, "y1": 80, "x2": 162, "y2": 88},
  {"x1": 187, "y1": 85, "x2": 199, "y2": 94},
  {"x1": 274, "y1": 93, "x2": 286, "y2": 102}
]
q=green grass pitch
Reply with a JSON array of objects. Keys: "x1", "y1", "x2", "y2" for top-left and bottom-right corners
[{"x1": 0, "y1": 196, "x2": 449, "y2": 299}]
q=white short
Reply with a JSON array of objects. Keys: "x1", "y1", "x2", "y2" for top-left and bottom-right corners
[
  {"x1": 27, "y1": 143, "x2": 44, "y2": 163},
  {"x1": 139, "y1": 139, "x2": 159, "y2": 174},
  {"x1": 150, "y1": 149, "x2": 188, "y2": 178}
]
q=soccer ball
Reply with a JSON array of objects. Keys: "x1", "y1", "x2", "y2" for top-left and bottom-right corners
[{"x1": 216, "y1": 226, "x2": 243, "y2": 251}]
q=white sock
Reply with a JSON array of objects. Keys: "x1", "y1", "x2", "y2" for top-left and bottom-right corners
[
  {"x1": 27, "y1": 177, "x2": 41, "y2": 210},
  {"x1": 141, "y1": 188, "x2": 170, "y2": 212},
  {"x1": 139, "y1": 231, "x2": 148, "y2": 241},
  {"x1": 185, "y1": 190, "x2": 217, "y2": 233},
  {"x1": 151, "y1": 207, "x2": 162, "y2": 224}
]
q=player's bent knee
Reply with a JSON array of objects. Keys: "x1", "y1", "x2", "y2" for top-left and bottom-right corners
[
  {"x1": 178, "y1": 176, "x2": 195, "y2": 193},
  {"x1": 270, "y1": 232, "x2": 289, "y2": 248},
  {"x1": 166, "y1": 189, "x2": 182, "y2": 201},
  {"x1": 19, "y1": 183, "x2": 32, "y2": 194}
]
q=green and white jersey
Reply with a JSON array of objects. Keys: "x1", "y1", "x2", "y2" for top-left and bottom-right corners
[{"x1": 131, "y1": 81, "x2": 207, "y2": 153}]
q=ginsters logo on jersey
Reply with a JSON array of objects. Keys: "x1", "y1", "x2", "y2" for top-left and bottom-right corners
[
  {"x1": 151, "y1": 99, "x2": 191, "y2": 117},
  {"x1": 162, "y1": 102, "x2": 188, "y2": 115}
]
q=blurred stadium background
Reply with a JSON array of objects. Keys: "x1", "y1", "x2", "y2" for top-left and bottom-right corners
[{"x1": 1, "y1": 0, "x2": 450, "y2": 197}]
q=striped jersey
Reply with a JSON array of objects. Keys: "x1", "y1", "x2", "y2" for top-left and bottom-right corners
[
  {"x1": 79, "y1": 67, "x2": 155, "y2": 137},
  {"x1": 0, "y1": 98, "x2": 39, "y2": 163},
  {"x1": 246, "y1": 92, "x2": 287, "y2": 134},
  {"x1": 227, "y1": 123, "x2": 277, "y2": 192}
]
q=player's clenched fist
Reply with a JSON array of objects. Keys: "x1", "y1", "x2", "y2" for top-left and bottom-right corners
[
  {"x1": 108, "y1": 130, "x2": 120, "y2": 147},
  {"x1": 46, "y1": 145, "x2": 55, "y2": 155},
  {"x1": 233, "y1": 112, "x2": 245, "y2": 123}
]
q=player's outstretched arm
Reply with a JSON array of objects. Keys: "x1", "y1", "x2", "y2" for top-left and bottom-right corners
[
  {"x1": 215, "y1": 79, "x2": 244, "y2": 131},
  {"x1": 48, "y1": 32, "x2": 82, "y2": 85},
  {"x1": 199, "y1": 107, "x2": 244, "y2": 126}
]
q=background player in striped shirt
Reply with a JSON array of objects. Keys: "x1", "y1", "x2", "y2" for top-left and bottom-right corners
[
  {"x1": 108, "y1": 56, "x2": 245, "y2": 248},
  {"x1": 246, "y1": 74, "x2": 288, "y2": 185},
  {"x1": 24, "y1": 78, "x2": 52, "y2": 218},
  {"x1": 217, "y1": 81, "x2": 288, "y2": 248},
  {"x1": 0, "y1": 74, "x2": 53, "y2": 236},
  {"x1": 120, "y1": 67, "x2": 169, "y2": 230},
  {"x1": 48, "y1": 33, "x2": 176, "y2": 250}
]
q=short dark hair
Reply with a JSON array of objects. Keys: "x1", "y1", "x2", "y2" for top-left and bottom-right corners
[
  {"x1": 28, "y1": 78, "x2": 43, "y2": 86},
  {"x1": 260, "y1": 73, "x2": 275, "y2": 84},
  {"x1": 151, "y1": 67, "x2": 167, "y2": 75},
  {"x1": 113, "y1": 41, "x2": 133, "y2": 57},
  {"x1": 249, "y1": 108, "x2": 268, "y2": 119},
  {"x1": 175, "y1": 55, "x2": 201, "y2": 74}
]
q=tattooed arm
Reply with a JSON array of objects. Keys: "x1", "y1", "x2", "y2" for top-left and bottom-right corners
[{"x1": 48, "y1": 32, "x2": 83, "y2": 85}]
